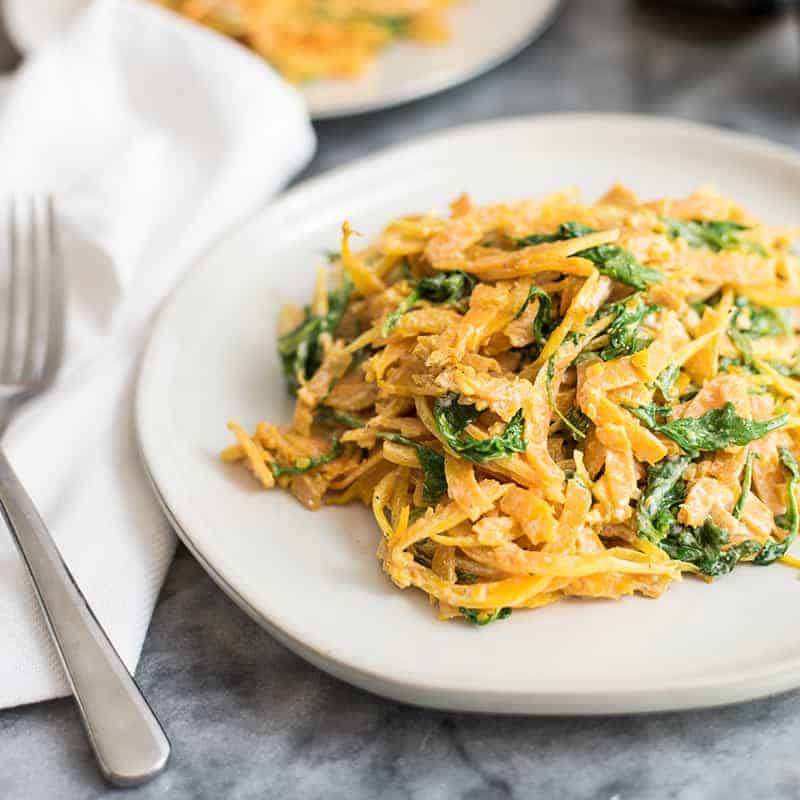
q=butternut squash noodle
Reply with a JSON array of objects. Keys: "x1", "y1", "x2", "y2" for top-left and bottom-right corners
[{"x1": 224, "y1": 185, "x2": 800, "y2": 625}]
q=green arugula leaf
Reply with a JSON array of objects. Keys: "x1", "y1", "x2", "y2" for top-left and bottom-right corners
[
  {"x1": 270, "y1": 440, "x2": 343, "y2": 478},
  {"x1": 754, "y1": 447, "x2": 800, "y2": 565},
  {"x1": 730, "y1": 296, "x2": 792, "y2": 339},
  {"x1": 637, "y1": 456, "x2": 692, "y2": 543},
  {"x1": 727, "y1": 333, "x2": 800, "y2": 377},
  {"x1": 665, "y1": 218, "x2": 759, "y2": 253},
  {"x1": 660, "y1": 518, "x2": 761, "y2": 577},
  {"x1": 727, "y1": 327, "x2": 758, "y2": 374},
  {"x1": 655, "y1": 363, "x2": 681, "y2": 402},
  {"x1": 459, "y1": 607, "x2": 512, "y2": 626},
  {"x1": 564, "y1": 407, "x2": 592, "y2": 443},
  {"x1": 776, "y1": 447, "x2": 800, "y2": 538},
  {"x1": 434, "y1": 395, "x2": 481, "y2": 433},
  {"x1": 382, "y1": 289, "x2": 420, "y2": 336},
  {"x1": 456, "y1": 569, "x2": 480, "y2": 585},
  {"x1": 627, "y1": 403, "x2": 672, "y2": 429},
  {"x1": 722, "y1": 322, "x2": 794, "y2": 379},
  {"x1": 416, "y1": 270, "x2": 477, "y2": 304},
  {"x1": 515, "y1": 286, "x2": 556, "y2": 347},
  {"x1": 515, "y1": 221, "x2": 596, "y2": 247},
  {"x1": 629, "y1": 401, "x2": 788, "y2": 457},
  {"x1": 375, "y1": 432, "x2": 447, "y2": 503},
  {"x1": 599, "y1": 297, "x2": 659, "y2": 361},
  {"x1": 515, "y1": 222, "x2": 662, "y2": 289},
  {"x1": 546, "y1": 356, "x2": 587, "y2": 440},
  {"x1": 382, "y1": 271, "x2": 476, "y2": 335},
  {"x1": 732, "y1": 450, "x2": 758, "y2": 520},
  {"x1": 278, "y1": 277, "x2": 353, "y2": 394},
  {"x1": 314, "y1": 407, "x2": 365, "y2": 429},
  {"x1": 638, "y1": 455, "x2": 773, "y2": 576},
  {"x1": 719, "y1": 354, "x2": 759, "y2": 375},
  {"x1": 577, "y1": 245, "x2": 663, "y2": 290},
  {"x1": 433, "y1": 394, "x2": 526, "y2": 463}
]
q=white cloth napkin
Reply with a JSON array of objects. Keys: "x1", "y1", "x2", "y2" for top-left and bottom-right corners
[{"x1": 0, "y1": 0, "x2": 315, "y2": 708}]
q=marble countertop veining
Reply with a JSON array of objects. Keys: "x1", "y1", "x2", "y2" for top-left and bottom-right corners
[{"x1": 3, "y1": 1, "x2": 800, "y2": 798}]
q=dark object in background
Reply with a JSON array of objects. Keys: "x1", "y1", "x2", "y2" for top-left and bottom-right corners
[{"x1": 664, "y1": 0, "x2": 789, "y2": 11}]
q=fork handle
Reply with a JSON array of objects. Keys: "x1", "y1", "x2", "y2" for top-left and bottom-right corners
[{"x1": 0, "y1": 447, "x2": 170, "y2": 786}]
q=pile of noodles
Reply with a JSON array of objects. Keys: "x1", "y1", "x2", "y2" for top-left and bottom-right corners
[
  {"x1": 224, "y1": 185, "x2": 800, "y2": 624},
  {"x1": 154, "y1": 0, "x2": 454, "y2": 83}
]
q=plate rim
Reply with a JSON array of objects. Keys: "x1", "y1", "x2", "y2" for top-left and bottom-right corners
[
  {"x1": 137, "y1": 112, "x2": 800, "y2": 713},
  {"x1": 140, "y1": 454, "x2": 800, "y2": 715}
]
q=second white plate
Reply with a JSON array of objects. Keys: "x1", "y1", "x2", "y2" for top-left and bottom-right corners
[
  {"x1": 138, "y1": 114, "x2": 800, "y2": 714},
  {"x1": 3, "y1": 0, "x2": 561, "y2": 119}
]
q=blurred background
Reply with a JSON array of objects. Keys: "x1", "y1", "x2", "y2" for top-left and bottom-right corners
[{"x1": 303, "y1": 0, "x2": 800, "y2": 175}]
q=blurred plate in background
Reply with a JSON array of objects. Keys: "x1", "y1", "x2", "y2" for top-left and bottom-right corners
[{"x1": 2, "y1": 0, "x2": 562, "y2": 119}]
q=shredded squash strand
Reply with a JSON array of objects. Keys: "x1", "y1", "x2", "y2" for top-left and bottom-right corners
[{"x1": 225, "y1": 185, "x2": 800, "y2": 624}]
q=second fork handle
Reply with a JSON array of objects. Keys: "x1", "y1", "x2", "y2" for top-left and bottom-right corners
[{"x1": 0, "y1": 447, "x2": 170, "y2": 786}]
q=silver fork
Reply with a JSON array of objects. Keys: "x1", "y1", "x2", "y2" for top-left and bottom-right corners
[{"x1": 0, "y1": 197, "x2": 170, "y2": 786}]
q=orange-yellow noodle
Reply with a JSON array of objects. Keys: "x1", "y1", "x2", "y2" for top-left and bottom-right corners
[{"x1": 224, "y1": 184, "x2": 800, "y2": 624}]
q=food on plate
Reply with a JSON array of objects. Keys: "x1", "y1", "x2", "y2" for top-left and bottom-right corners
[
  {"x1": 223, "y1": 184, "x2": 800, "y2": 624},
  {"x1": 154, "y1": 0, "x2": 454, "y2": 83}
]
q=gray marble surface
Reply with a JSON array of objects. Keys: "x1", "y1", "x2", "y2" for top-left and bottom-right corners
[{"x1": 3, "y1": 1, "x2": 800, "y2": 798}]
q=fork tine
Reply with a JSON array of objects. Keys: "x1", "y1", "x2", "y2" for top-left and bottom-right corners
[
  {"x1": 1, "y1": 199, "x2": 19, "y2": 383},
  {"x1": 40, "y1": 196, "x2": 65, "y2": 385},
  {"x1": 21, "y1": 197, "x2": 40, "y2": 383}
]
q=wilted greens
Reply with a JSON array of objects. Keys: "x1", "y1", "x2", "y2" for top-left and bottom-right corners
[
  {"x1": 578, "y1": 245, "x2": 663, "y2": 290},
  {"x1": 546, "y1": 356, "x2": 587, "y2": 441},
  {"x1": 459, "y1": 607, "x2": 512, "y2": 626},
  {"x1": 629, "y1": 402, "x2": 788, "y2": 457},
  {"x1": 315, "y1": 407, "x2": 364, "y2": 430},
  {"x1": 376, "y1": 432, "x2": 446, "y2": 503},
  {"x1": 732, "y1": 451, "x2": 757, "y2": 520},
  {"x1": 730, "y1": 296, "x2": 792, "y2": 340},
  {"x1": 270, "y1": 440, "x2": 343, "y2": 478},
  {"x1": 515, "y1": 221, "x2": 596, "y2": 247},
  {"x1": 433, "y1": 394, "x2": 526, "y2": 463},
  {"x1": 754, "y1": 448, "x2": 799, "y2": 565},
  {"x1": 654, "y1": 363, "x2": 681, "y2": 402},
  {"x1": 382, "y1": 270, "x2": 476, "y2": 335},
  {"x1": 515, "y1": 285, "x2": 556, "y2": 348},
  {"x1": 664, "y1": 218, "x2": 761, "y2": 253},
  {"x1": 637, "y1": 456, "x2": 692, "y2": 543},
  {"x1": 599, "y1": 297, "x2": 659, "y2": 361},
  {"x1": 659, "y1": 518, "x2": 761, "y2": 577},
  {"x1": 516, "y1": 221, "x2": 662, "y2": 289},
  {"x1": 278, "y1": 277, "x2": 353, "y2": 394}
]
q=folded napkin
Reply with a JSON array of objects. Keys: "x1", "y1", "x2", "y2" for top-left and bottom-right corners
[{"x1": 0, "y1": 0, "x2": 315, "y2": 708}]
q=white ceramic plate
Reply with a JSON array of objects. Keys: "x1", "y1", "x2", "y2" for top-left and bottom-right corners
[
  {"x1": 3, "y1": 0, "x2": 561, "y2": 119},
  {"x1": 138, "y1": 114, "x2": 800, "y2": 714}
]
